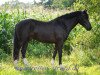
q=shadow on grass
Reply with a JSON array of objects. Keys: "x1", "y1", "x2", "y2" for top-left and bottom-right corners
[{"x1": 20, "y1": 68, "x2": 86, "y2": 75}]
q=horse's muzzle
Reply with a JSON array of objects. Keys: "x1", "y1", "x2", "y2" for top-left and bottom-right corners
[{"x1": 87, "y1": 26, "x2": 92, "y2": 31}]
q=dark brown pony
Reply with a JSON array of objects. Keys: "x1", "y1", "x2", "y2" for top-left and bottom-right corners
[{"x1": 13, "y1": 10, "x2": 92, "y2": 70}]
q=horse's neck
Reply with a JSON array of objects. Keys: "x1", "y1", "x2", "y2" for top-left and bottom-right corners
[
  {"x1": 66, "y1": 17, "x2": 78, "y2": 32},
  {"x1": 64, "y1": 17, "x2": 78, "y2": 39}
]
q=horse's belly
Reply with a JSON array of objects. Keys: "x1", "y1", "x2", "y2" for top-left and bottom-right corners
[
  {"x1": 35, "y1": 34, "x2": 56, "y2": 43},
  {"x1": 31, "y1": 27, "x2": 56, "y2": 43}
]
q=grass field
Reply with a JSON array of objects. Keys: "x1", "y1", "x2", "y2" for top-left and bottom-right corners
[{"x1": 0, "y1": 55, "x2": 100, "y2": 75}]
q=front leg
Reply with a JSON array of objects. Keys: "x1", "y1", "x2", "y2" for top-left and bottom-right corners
[{"x1": 57, "y1": 41, "x2": 65, "y2": 70}]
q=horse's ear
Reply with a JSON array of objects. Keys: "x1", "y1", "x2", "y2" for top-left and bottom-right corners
[
  {"x1": 84, "y1": 9, "x2": 87, "y2": 13},
  {"x1": 82, "y1": 9, "x2": 87, "y2": 14}
]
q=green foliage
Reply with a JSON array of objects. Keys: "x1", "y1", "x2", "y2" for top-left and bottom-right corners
[
  {"x1": 51, "y1": 0, "x2": 75, "y2": 9},
  {"x1": 0, "y1": 10, "x2": 13, "y2": 54},
  {"x1": 0, "y1": 49, "x2": 8, "y2": 61},
  {"x1": 28, "y1": 41, "x2": 54, "y2": 57}
]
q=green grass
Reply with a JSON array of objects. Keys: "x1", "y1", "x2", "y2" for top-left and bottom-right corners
[{"x1": 0, "y1": 56, "x2": 100, "y2": 75}]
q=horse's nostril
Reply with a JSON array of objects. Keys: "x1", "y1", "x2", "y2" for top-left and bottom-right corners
[
  {"x1": 90, "y1": 26, "x2": 92, "y2": 30},
  {"x1": 87, "y1": 27, "x2": 92, "y2": 31}
]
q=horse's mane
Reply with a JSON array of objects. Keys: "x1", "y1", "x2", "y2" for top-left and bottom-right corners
[
  {"x1": 31, "y1": 11, "x2": 82, "y2": 24},
  {"x1": 57, "y1": 11, "x2": 82, "y2": 20}
]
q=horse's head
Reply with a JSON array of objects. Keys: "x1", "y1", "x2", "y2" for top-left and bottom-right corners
[{"x1": 78, "y1": 10, "x2": 92, "y2": 31}]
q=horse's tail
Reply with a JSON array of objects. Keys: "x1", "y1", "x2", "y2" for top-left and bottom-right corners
[{"x1": 13, "y1": 28, "x2": 21, "y2": 60}]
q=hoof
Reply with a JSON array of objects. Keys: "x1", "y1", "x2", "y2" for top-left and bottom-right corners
[
  {"x1": 59, "y1": 65, "x2": 65, "y2": 71},
  {"x1": 23, "y1": 58, "x2": 30, "y2": 67},
  {"x1": 51, "y1": 59, "x2": 55, "y2": 66},
  {"x1": 51, "y1": 59, "x2": 55, "y2": 69}
]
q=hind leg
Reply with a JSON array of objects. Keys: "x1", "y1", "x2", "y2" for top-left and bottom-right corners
[
  {"x1": 21, "y1": 41, "x2": 29, "y2": 66},
  {"x1": 13, "y1": 42, "x2": 21, "y2": 68},
  {"x1": 51, "y1": 44, "x2": 57, "y2": 66}
]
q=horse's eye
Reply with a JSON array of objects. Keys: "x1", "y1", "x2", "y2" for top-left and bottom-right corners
[
  {"x1": 82, "y1": 14, "x2": 88, "y2": 19},
  {"x1": 85, "y1": 15, "x2": 89, "y2": 19}
]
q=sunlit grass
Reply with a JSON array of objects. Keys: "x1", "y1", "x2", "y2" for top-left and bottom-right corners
[{"x1": 0, "y1": 56, "x2": 100, "y2": 75}]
